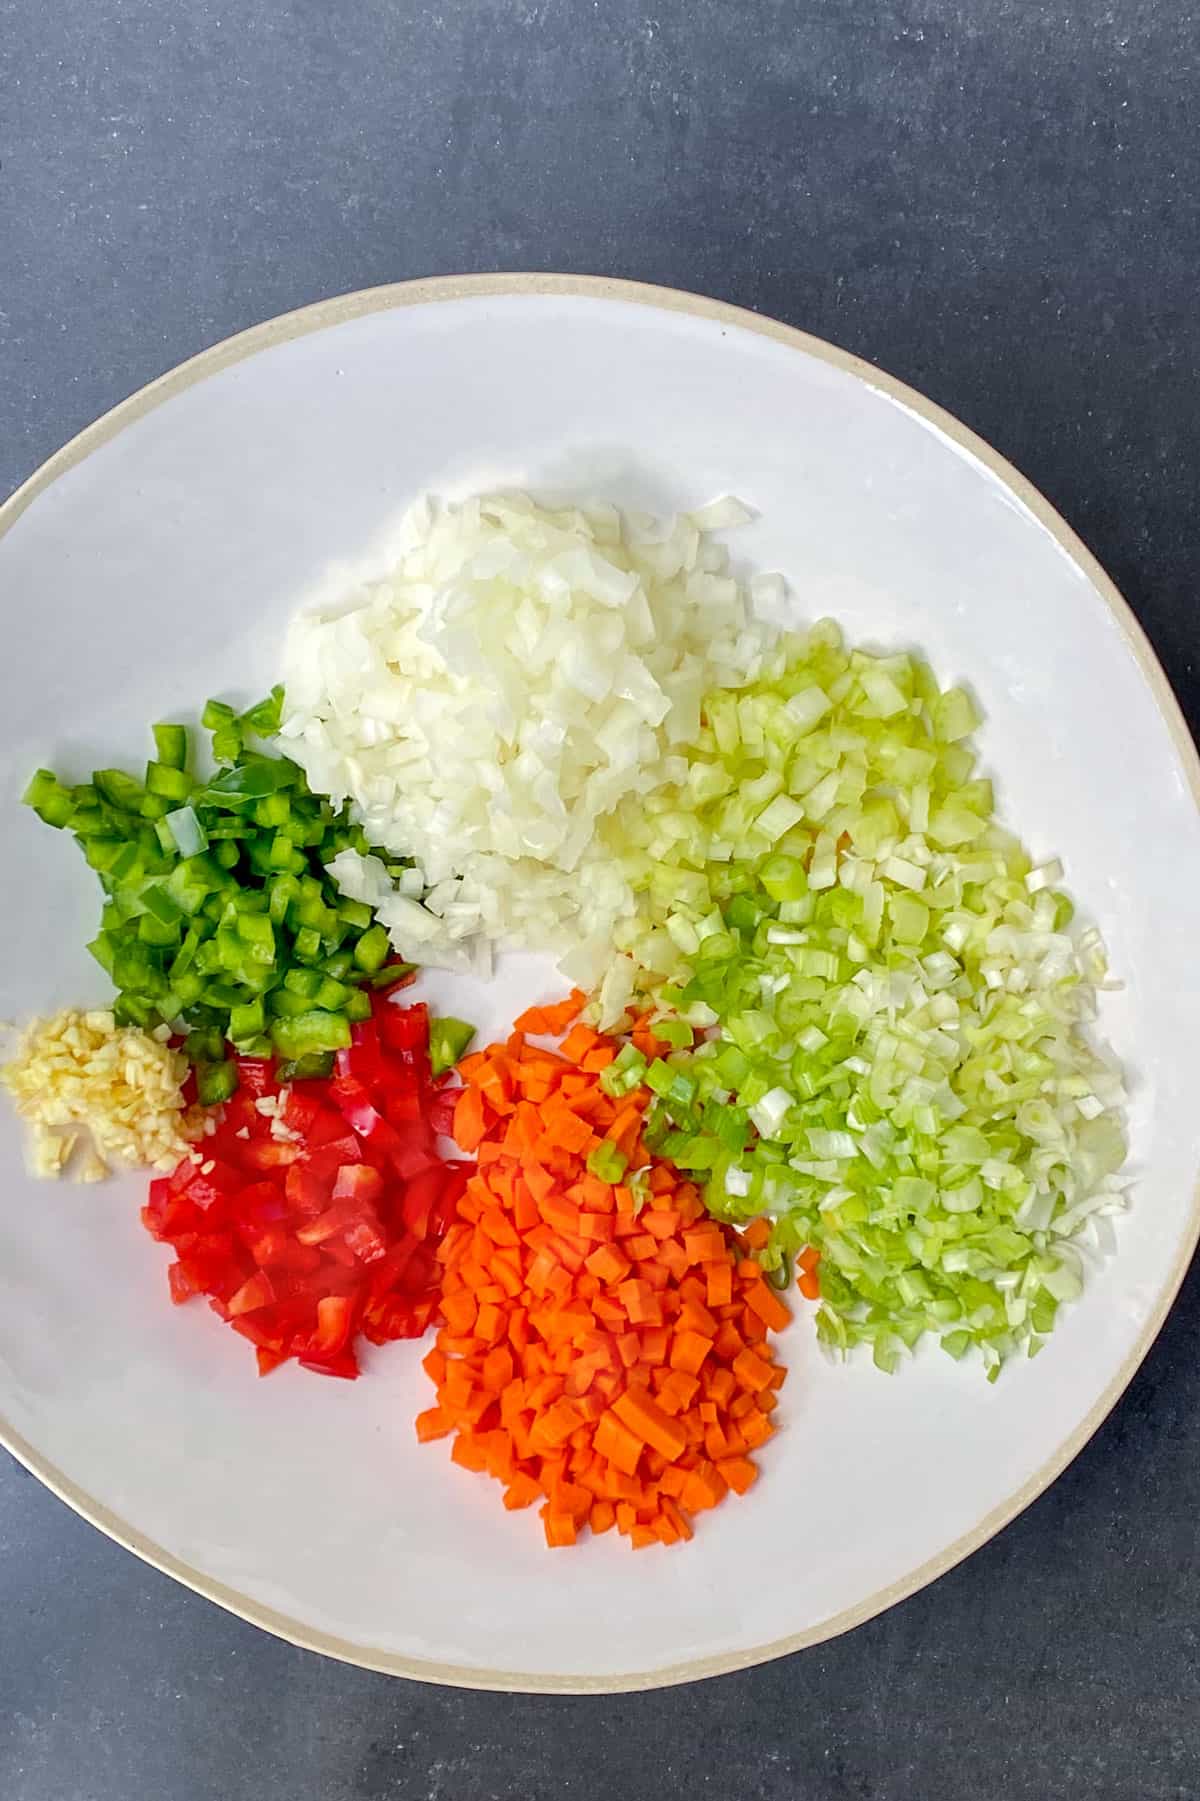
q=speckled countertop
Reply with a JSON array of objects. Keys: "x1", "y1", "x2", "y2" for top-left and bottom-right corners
[{"x1": 2, "y1": 4, "x2": 1199, "y2": 1798}]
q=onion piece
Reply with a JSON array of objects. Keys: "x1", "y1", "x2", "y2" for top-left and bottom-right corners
[{"x1": 281, "y1": 492, "x2": 770, "y2": 969}]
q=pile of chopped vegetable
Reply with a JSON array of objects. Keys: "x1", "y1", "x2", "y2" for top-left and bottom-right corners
[
  {"x1": 24, "y1": 692, "x2": 416, "y2": 1103},
  {"x1": 416, "y1": 996, "x2": 789, "y2": 1548},
  {"x1": 143, "y1": 996, "x2": 471, "y2": 1377},
  {"x1": 5, "y1": 484, "x2": 1137, "y2": 1555},
  {"x1": 597, "y1": 622, "x2": 1128, "y2": 1374},
  {"x1": 281, "y1": 493, "x2": 769, "y2": 978},
  {"x1": 2, "y1": 1008, "x2": 198, "y2": 1178}
]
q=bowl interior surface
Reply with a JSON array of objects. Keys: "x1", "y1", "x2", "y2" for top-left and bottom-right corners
[{"x1": 1, "y1": 279, "x2": 1197, "y2": 1690}]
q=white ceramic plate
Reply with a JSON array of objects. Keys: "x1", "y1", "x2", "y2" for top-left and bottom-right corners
[{"x1": 2, "y1": 276, "x2": 1198, "y2": 1693}]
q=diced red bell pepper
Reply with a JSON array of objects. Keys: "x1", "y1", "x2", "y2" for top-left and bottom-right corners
[
  {"x1": 303, "y1": 1136, "x2": 368, "y2": 1182},
  {"x1": 331, "y1": 1163, "x2": 384, "y2": 1207},
  {"x1": 308, "y1": 1292, "x2": 354, "y2": 1356},
  {"x1": 301, "y1": 1105, "x2": 356, "y2": 1148},
  {"x1": 240, "y1": 1138, "x2": 303, "y2": 1172},
  {"x1": 342, "y1": 1214, "x2": 389, "y2": 1265},
  {"x1": 145, "y1": 999, "x2": 469, "y2": 1380},
  {"x1": 342, "y1": 1019, "x2": 388, "y2": 1085},
  {"x1": 226, "y1": 1270, "x2": 277, "y2": 1317},
  {"x1": 167, "y1": 1260, "x2": 198, "y2": 1304},
  {"x1": 285, "y1": 1161, "x2": 332, "y2": 1216},
  {"x1": 401, "y1": 1164, "x2": 448, "y2": 1237},
  {"x1": 298, "y1": 1350, "x2": 360, "y2": 1379},
  {"x1": 231, "y1": 1180, "x2": 289, "y2": 1232},
  {"x1": 294, "y1": 1196, "x2": 369, "y2": 1247},
  {"x1": 428, "y1": 1088, "x2": 460, "y2": 1138},
  {"x1": 375, "y1": 998, "x2": 428, "y2": 1054},
  {"x1": 235, "y1": 1057, "x2": 277, "y2": 1098}
]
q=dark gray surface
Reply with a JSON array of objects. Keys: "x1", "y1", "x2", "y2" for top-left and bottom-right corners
[{"x1": 2, "y1": 3, "x2": 1199, "y2": 1798}]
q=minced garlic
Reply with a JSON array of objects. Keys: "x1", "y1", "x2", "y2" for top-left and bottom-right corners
[{"x1": 1, "y1": 1008, "x2": 200, "y2": 1179}]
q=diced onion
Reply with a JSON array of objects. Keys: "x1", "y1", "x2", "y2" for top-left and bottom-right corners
[{"x1": 282, "y1": 493, "x2": 768, "y2": 969}]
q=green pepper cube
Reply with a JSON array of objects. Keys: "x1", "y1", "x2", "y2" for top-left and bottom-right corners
[
  {"x1": 352, "y1": 923, "x2": 390, "y2": 974},
  {"x1": 92, "y1": 768, "x2": 146, "y2": 812},
  {"x1": 152, "y1": 723, "x2": 189, "y2": 771},
  {"x1": 87, "y1": 933, "x2": 117, "y2": 976},
  {"x1": 172, "y1": 969, "x2": 205, "y2": 1008},
  {"x1": 315, "y1": 976, "x2": 350, "y2": 1011},
  {"x1": 270, "y1": 1010, "x2": 352, "y2": 1060},
  {"x1": 229, "y1": 998, "x2": 266, "y2": 1043},
  {"x1": 293, "y1": 925, "x2": 322, "y2": 962},
  {"x1": 138, "y1": 912, "x2": 180, "y2": 948},
  {"x1": 145, "y1": 760, "x2": 193, "y2": 804},
  {"x1": 196, "y1": 1059, "x2": 239, "y2": 1105},
  {"x1": 268, "y1": 875, "x2": 300, "y2": 925},
  {"x1": 239, "y1": 684, "x2": 285, "y2": 737},
  {"x1": 283, "y1": 966, "x2": 323, "y2": 1000},
  {"x1": 337, "y1": 898, "x2": 374, "y2": 931},
  {"x1": 428, "y1": 1016, "x2": 477, "y2": 1077},
  {"x1": 210, "y1": 724, "x2": 243, "y2": 764},
  {"x1": 266, "y1": 988, "x2": 310, "y2": 1019},
  {"x1": 275, "y1": 1051, "x2": 334, "y2": 1082},
  {"x1": 368, "y1": 962, "x2": 416, "y2": 989},
  {"x1": 22, "y1": 769, "x2": 78, "y2": 828}
]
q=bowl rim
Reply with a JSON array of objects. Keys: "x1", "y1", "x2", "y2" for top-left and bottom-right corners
[{"x1": 2, "y1": 270, "x2": 1198, "y2": 1693}]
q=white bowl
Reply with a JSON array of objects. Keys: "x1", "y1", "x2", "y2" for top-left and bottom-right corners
[{"x1": 2, "y1": 276, "x2": 1197, "y2": 1692}]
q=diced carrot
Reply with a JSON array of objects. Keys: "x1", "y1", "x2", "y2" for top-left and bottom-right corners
[
  {"x1": 681, "y1": 1461, "x2": 728, "y2": 1514},
  {"x1": 670, "y1": 1330, "x2": 714, "y2": 1376},
  {"x1": 503, "y1": 1472, "x2": 542, "y2": 1510},
  {"x1": 744, "y1": 1274, "x2": 792, "y2": 1332},
  {"x1": 441, "y1": 1289, "x2": 477, "y2": 1335},
  {"x1": 415, "y1": 1407, "x2": 451, "y2": 1442},
  {"x1": 521, "y1": 1159, "x2": 556, "y2": 1202},
  {"x1": 717, "y1": 1456, "x2": 758, "y2": 1496},
  {"x1": 612, "y1": 1385, "x2": 688, "y2": 1463},
  {"x1": 451, "y1": 1434, "x2": 489, "y2": 1473},
  {"x1": 452, "y1": 1085, "x2": 487, "y2": 1152},
  {"x1": 618, "y1": 1279, "x2": 663, "y2": 1327},
  {"x1": 542, "y1": 1509, "x2": 577, "y2": 1548},
  {"x1": 415, "y1": 1001, "x2": 794, "y2": 1553},
  {"x1": 733, "y1": 1347, "x2": 774, "y2": 1394},
  {"x1": 683, "y1": 1225, "x2": 727, "y2": 1263},
  {"x1": 660, "y1": 1369, "x2": 700, "y2": 1412},
  {"x1": 740, "y1": 1409, "x2": 774, "y2": 1450},
  {"x1": 742, "y1": 1218, "x2": 771, "y2": 1251},
  {"x1": 482, "y1": 1345, "x2": 514, "y2": 1391},
  {"x1": 475, "y1": 1302, "x2": 504, "y2": 1344},
  {"x1": 540, "y1": 1107, "x2": 594, "y2": 1155},
  {"x1": 560, "y1": 1022, "x2": 601, "y2": 1061},
  {"x1": 585, "y1": 1243, "x2": 631, "y2": 1284},
  {"x1": 594, "y1": 1409, "x2": 643, "y2": 1476},
  {"x1": 678, "y1": 1296, "x2": 719, "y2": 1337},
  {"x1": 541, "y1": 1192, "x2": 582, "y2": 1236}
]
